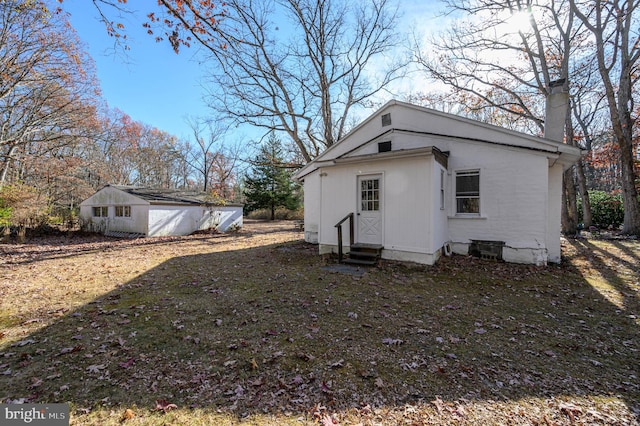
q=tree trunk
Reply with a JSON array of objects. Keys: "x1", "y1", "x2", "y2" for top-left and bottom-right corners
[
  {"x1": 576, "y1": 159, "x2": 592, "y2": 228},
  {"x1": 17, "y1": 225, "x2": 26, "y2": 244},
  {"x1": 619, "y1": 138, "x2": 640, "y2": 234},
  {"x1": 0, "y1": 144, "x2": 18, "y2": 187},
  {"x1": 561, "y1": 105, "x2": 579, "y2": 235},
  {"x1": 562, "y1": 167, "x2": 578, "y2": 234}
]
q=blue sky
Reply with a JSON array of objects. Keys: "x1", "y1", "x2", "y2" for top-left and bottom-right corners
[
  {"x1": 61, "y1": 1, "x2": 442, "y2": 143},
  {"x1": 63, "y1": 1, "x2": 210, "y2": 141}
]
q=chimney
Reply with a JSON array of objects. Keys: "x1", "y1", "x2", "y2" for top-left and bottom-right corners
[{"x1": 544, "y1": 79, "x2": 569, "y2": 142}]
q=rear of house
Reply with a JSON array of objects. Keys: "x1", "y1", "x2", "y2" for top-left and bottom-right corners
[
  {"x1": 79, "y1": 185, "x2": 243, "y2": 237},
  {"x1": 295, "y1": 100, "x2": 581, "y2": 266}
]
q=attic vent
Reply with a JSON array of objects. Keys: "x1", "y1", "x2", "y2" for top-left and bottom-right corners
[
  {"x1": 381, "y1": 113, "x2": 391, "y2": 126},
  {"x1": 378, "y1": 141, "x2": 392, "y2": 152}
]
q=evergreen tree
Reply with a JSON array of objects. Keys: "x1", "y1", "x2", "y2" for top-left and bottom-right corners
[{"x1": 243, "y1": 135, "x2": 300, "y2": 220}]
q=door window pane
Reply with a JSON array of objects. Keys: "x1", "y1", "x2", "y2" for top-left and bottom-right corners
[{"x1": 361, "y1": 178, "x2": 380, "y2": 211}]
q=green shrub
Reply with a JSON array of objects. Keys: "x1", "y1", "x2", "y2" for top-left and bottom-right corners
[
  {"x1": 0, "y1": 206, "x2": 11, "y2": 227},
  {"x1": 579, "y1": 190, "x2": 625, "y2": 228},
  {"x1": 246, "y1": 207, "x2": 303, "y2": 221}
]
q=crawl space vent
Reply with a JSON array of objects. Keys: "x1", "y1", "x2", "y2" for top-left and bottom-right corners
[{"x1": 469, "y1": 240, "x2": 505, "y2": 261}]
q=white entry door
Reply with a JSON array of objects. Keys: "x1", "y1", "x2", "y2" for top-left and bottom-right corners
[{"x1": 357, "y1": 175, "x2": 383, "y2": 245}]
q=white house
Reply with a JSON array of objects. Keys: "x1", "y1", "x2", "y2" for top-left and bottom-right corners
[
  {"x1": 79, "y1": 185, "x2": 243, "y2": 237},
  {"x1": 294, "y1": 92, "x2": 582, "y2": 266}
]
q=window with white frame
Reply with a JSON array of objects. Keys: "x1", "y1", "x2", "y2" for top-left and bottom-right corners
[
  {"x1": 455, "y1": 170, "x2": 480, "y2": 214},
  {"x1": 115, "y1": 205, "x2": 131, "y2": 218},
  {"x1": 92, "y1": 206, "x2": 108, "y2": 217}
]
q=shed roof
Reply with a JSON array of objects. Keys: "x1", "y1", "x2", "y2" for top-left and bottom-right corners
[{"x1": 106, "y1": 185, "x2": 242, "y2": 206}]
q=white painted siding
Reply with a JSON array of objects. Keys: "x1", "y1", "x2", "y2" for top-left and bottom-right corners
[
  {"x1": 80, "y1": 186, "x2": 242, "y2": 237},
  {"x1": 295, "y1": 100, "x2": 582, "y2": 266},
  {"x1": 302, "y1": 172, "x2": 321, "y2": 243},
  {"x1": 212, "y1": 206, "x2": 244, "y2": 233},
  {"x1": 381, "y1": 157, "x2": 430, "y2": 255},
  {"x1": 318, "y1": 166, "x2": 356, "y2": 252},
  {"x1": 445, "y1": 141, "x2": 551, "y2": 264},
  {"x1": 148, "y1": 205, "x2": 243, "y2": 236},
  {"x1": 315, "y1": 155, "x2": 439, "y2": 263},
  {"x1": 546, "y1": 163, "x2": 564, "y2": 263},
  {"x1": 431, "y1": 163, "x2": 449, "y2": 258},
  {"x1": 148, "y1": 205, "x2": 202, "y2": 236},
  {"x1": 79, "y1": 186, "x2": 149, "y2": 234}
]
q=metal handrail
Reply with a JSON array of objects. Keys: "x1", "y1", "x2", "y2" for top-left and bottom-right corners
[{"x1": 334, "y1": 213, "x2": 354, "y2": 263}]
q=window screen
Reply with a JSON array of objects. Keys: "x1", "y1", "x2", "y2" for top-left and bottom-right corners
[{"x1": 455, "y1": 170, "x2": 480, "y2": 214}]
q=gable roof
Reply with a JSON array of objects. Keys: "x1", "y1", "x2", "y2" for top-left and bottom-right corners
[{"x1": 294, "y1": 99, "x2": 582, "y2": 179}]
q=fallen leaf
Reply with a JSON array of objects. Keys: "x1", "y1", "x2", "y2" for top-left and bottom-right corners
[
  {"x1": 86, "y1": 364, "x2": 106, "y2": 373},
  {"x1": 329, "y1": 359, "x2": 344, "y2": 368},
  {"x1": 250, "y1": 377, "x2": 264, "y2": 387},
  {"x1": 320, "y1": 380, "x2": 333, "y2": 394},
  {"x1": 120, "y1": 408, "x2": 135, "y2": 422},
  {"x1": 234, "y1": 384, "x2": 244, "y2": 398},
  {"x1": 155, "y1": 399, "x2": 177, "y2": 413},
  {"x1": 432, "y1": 396, "x2": 445, "y2": 414},
  {"x1": 297, "y1": 352, "x2": 315, "y2": 361},
  {"x1": 321, "y1": 414, "x2": 339, "y2": 426},
  {"x1": 118, "y1": 358, "x2": 135, "y2": 369},
  {"x1": 58, "y1": 345, "x2": 83, "y2": 356}
]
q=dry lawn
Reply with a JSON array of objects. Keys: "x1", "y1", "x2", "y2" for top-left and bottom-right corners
[{"x1": 0, "y1": 220, "x2": 638, "y2": 425}]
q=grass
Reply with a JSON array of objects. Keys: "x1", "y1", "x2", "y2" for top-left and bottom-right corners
[{"x1": 0, "y1": 221, "x2": 638, "y2": 425}]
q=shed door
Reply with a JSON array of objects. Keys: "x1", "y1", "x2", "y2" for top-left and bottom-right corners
[{"x1": 357, "y1": 175, "x2": 383, "y2": 245}]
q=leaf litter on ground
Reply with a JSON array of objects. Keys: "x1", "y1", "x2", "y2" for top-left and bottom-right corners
[{"x1": 0, "y1": 222, "x2": 638, "y2": 425}]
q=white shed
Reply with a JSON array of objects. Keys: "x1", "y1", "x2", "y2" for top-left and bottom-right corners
[
  {"x1": 79, "y1": 185, "x2": 243, "y2": 237},
  {"x1": 294, "y1": 97, "x2": 582, "y2": 266}
]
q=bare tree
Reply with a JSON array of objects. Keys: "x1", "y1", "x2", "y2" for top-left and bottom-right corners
[
  {"x1": 569, "y1": 0, "x2": 640, "y2": 234},
  {"x1": 185, "y1": 118, "x2": 238, "y2": 193},
  {"x1": 0, "y1": 1, "x2": 100, "y2": 187},
  {"x1": 414, "y1": 0, "x2": 605, "y2": 233},
  {"x1": 157, "y1": 0, "x2": 406, "y2": 162},
  {"x1": 58, "y1": 0, "x2": 406, "y2": 163}
]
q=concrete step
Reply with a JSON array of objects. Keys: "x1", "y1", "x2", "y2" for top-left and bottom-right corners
[{"x1": 343, "y1": 257, "x2": 378, "y2": 266}]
